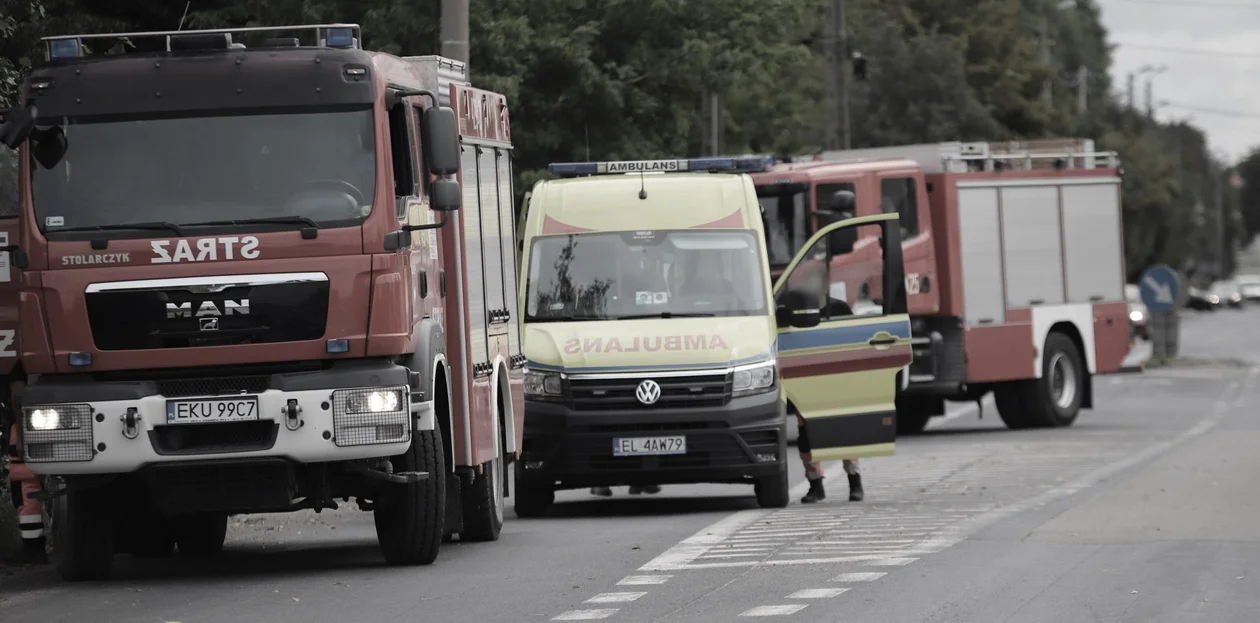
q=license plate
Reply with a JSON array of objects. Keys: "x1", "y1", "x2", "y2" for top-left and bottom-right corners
[
  {"x1": 612, "y1": 436, "x2": 686, "y2": 457},
  {"x1": 165, "y1": 397, "x2": 260, "y2": 425}
]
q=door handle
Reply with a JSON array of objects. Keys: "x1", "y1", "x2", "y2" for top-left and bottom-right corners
[{"x1": 868, "y1": 333, "x2": 898, "y2": 347}]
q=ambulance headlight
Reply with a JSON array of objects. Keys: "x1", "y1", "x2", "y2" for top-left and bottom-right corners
[
  {"x1": 732, "y1": 360, "x2": 777, "y2": 397},
  {"x1": 525, "y1": 369, "x2": 563, "y2": 399}
]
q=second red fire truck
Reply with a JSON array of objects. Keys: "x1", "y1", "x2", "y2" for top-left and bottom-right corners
[{"x1": 748, "y1": 139, "x2": 1131, "y2": 433}]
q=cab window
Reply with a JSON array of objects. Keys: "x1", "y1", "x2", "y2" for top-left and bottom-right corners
[
  {"x1": 756, "y1": 187, "x2": 810, "y2": 266},
  {"x1": 880, "y1": 177, "x2": 919, "y2": 238}
]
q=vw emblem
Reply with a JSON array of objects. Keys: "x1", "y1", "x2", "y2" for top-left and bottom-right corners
[{"x1": 635, "y1": 379, "x2": 662, "y2": 405}]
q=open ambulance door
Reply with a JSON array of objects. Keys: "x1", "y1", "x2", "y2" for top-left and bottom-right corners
[{"x1": 773, "y1": 212, "x2": 911, "y2": 460}]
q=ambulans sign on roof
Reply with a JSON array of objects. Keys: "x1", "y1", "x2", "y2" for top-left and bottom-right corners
[
  {"x1": 454, "y1": 84, "x2": 510, "y2": 144},
  {"x1": 547, "y1": 156, "x2": 775, "y2": 177}
]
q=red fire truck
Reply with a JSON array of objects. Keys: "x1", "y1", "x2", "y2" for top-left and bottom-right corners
[
  {"x1": 748, "y1": 140, "x2": 1131, "y2": 433},
  {"x1": 0, "y1": 23, "x2": 523, "y2": 580}
]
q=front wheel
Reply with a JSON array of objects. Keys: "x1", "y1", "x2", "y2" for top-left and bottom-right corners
[
  {"x1": 995, "y1": 331, "x2": 1085, "y2": 429},
  {"x1": 374, "y1": 421, "x2": 446, "y2": 565},
  {"x1": 754, "y1": 469, "x2": 790, "y2": 508},
  {"x1": 52, "y1": 484, "x2": 116, "y2": 581}
]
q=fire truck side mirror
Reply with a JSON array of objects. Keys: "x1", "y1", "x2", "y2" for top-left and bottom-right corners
[
  {"x1": 430, "y1": 178, "x2": 461, "y2": 212},
  {"x1": 422, "y1": 106, "x2": 460, "y2": 176},
  {"x1": 0, "y1": 105, "x2": 37, "y2": 150}
]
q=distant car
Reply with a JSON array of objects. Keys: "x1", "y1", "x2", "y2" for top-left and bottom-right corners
[
  {"x1": 1236, "y1": 274, "x2": 1260, "y2": 302},
  {"x1": 1124, "y1": 284, "x2": 1149, "y2": 340},
  {"x1": 1211, "y1": 281, "x2": 1244, "y2": 309},
  {"x1": 1186, "y1": 286, "x2": 1219, "y2": 311}
]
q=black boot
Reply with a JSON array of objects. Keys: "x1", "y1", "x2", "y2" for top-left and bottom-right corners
[
  {"x1": 11, "y1": 536, "x2": 47, "y2": 564},
  {"x1": 848, "y1": 473, "x2": 864, "y2": 502},
  {"x1": 801, "y1": 478, "x2": 825, "y2": 504}
]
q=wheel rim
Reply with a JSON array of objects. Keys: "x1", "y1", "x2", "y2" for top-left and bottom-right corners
[{"x1": 1049, "y1": 351, "x2": 1077, "y2": 409}]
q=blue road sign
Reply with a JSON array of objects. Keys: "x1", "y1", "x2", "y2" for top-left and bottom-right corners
[{"x1": 1139, "y1": 264, "x2": 1180, "y2": 314}]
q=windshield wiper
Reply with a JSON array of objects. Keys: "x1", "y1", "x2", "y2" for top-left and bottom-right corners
[
  {"x1": 46, "y1": 221, "x2": 187, "y2": 237},
  {"x1": 183, "y1": 216, "x2": 320, "y2": 229},
  {"x1": 526, "y1": 315, "x2": 607, "y2": 323},
  {"x1": 616, "y1": 312, "x2": 717, "y2": 320}
]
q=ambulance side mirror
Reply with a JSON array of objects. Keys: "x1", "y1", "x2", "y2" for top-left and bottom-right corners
[{"x1": 423, "y1": 106, "x2": 459, "y2": 176}]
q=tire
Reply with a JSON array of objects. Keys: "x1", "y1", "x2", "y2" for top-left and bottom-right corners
[
  {"x1": 459, "y1": 423, "x2": 505, "y2": 542},
  {"x1": 754, "y1": 469, "x2": 790, "y2": 509},
  {"x1": 895, "y1": 409, "x2": 931, "y2": 435},
  {"x1": 174, "y1": 513, "x2": 228, "y2": 558},
  {"x1": 994, "y1": 331, "x2": 1085, "y2": 429},
  {"x1": 512, "y1": 463, "x2": 554, "y2": 518},
  {"x1": 52, "y1": 484, "x2": 116, "y2": 582},
  {"x1": 374, "y1": 419, "x2": 446, "y2": 565}
]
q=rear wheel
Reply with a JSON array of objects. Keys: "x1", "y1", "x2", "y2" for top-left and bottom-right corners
[
  {"x1": 374, "y1": 419, "x2": 446, "y2": 565},
  {"x1": 52, "y1": 484, "x2": 115, "y2": 581},
  {"x1": 459, "y1": 422, "x2": 505, "y2": 542},
  {"x1": 174, "y1": 513, "x2": 228, "y2": 558},
  {"x1": 995, "y1": 331, "x2": 1085, "y2": 429},
  {"x1": 754, "y1": 469, "x2": 790, "y2": 509}
]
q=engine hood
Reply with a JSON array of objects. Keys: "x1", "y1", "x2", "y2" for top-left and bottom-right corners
[{"x1": 523, "y1": 316, "x2": 776, "y2": 374}]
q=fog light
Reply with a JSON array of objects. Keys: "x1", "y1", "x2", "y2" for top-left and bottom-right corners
[{"x1": 69, "y1": 352, "x2": 92, "y2": 366}]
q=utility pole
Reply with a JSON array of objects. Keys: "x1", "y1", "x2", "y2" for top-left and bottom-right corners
[
  {"x1": 1127, "y1": 72, "x2": 1135, "y2": 110},
  {"x1": 1039, "y1": 16, "x2": 1052, "y2": 107},
  {"x1": 709, "y1": 92, "x2": 723, "y2": 156},
  {"x1": 1217, "y1": 166, "x2": 1227, "y2": 277},
  {"x1": 440, "y1": 0, "x2": 470, "y2": 68},
  {"x1": 1144, "y1": 79, "x2": 1154, "y2": 120},
  {"x1": 1076, "y1": 66, "x2": 1088, "y2": 114},
  {"x1": 824, "y1": 0, "x2": 849, "y2": 150}
]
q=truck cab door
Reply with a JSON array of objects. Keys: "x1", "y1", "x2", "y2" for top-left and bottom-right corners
[{"x1": 773, "y1": 212, "x2": 911, "y2": 461}]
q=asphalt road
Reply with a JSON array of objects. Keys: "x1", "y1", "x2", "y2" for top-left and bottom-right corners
[{"x1": 2, "y1": 306, "x2": 1258, "y2": 622}]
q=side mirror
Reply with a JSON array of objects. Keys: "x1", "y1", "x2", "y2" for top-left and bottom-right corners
[
  {"x1": 828, "y1": 224, "x2": 856, "y2": 257},
  {"x1": 423, "y1": 106, "x2": 460, "y2": 176},
  {"x1": 776, "y1": 290, "x2": 822, "y2": 329},
  {"x1": 30, "y1": 126, "x2": 67, "y2": 170},
  {"x1": 831, "y1": 189, "x2": 855, "y2": 213},
  {"x1": 430, "y1": 177, "x2": 461, "y2": 212},
  {"x1": 0, "y1": 105, "x2": 37, "y2": 150},
  {"x1": 788, "y1": 305, "x2": 821, "y2": 329}
]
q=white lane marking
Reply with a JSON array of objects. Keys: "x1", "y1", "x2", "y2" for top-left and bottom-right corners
[
  {"x1": 788, "y1": 588, "x2": 850, "y2": 599},
  {"x1": 639, "y1": 508, "x2": 770, "y2": 571},
  {"x1": 741, "y1": 605, "x2": 809, "y2": 616},
  {"x1": 585, "y1": 592, "x2": 647, "y2": 604},
  {"x1": 617, "y1": 575, "x2": 672, "y2": 586},
  {"x1": 832, "y1": 572, "x2": 887, "y2": 582},
  {"x1": 553, "y1": 610, "x2": 618, "y2": 621},
  {"x1": 867, "y1": 557, "x2": 918, "y2": 566}
]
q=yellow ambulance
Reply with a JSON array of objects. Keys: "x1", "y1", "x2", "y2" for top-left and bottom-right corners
[{"x1": 512, "y1": 157, "x2": 912, "y2": 516}]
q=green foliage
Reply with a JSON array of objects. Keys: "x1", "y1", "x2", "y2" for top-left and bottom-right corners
[{"x1": 0, "y1": 0, "x2": 1249, "y2": 279}]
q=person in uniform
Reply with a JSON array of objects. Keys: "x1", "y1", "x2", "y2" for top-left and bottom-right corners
[{"x1": 7, "y1": 423, "x2": 47, "y2": 563}]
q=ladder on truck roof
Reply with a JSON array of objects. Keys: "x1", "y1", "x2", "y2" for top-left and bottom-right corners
[
  {"x1": 818, "y1": 140, "x2": 1120, "y2": 174},
  {"x1": 41, "y1": 23, "x2": 365, "y2": 59}
]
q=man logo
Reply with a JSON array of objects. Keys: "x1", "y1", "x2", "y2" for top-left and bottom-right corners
[
  {"x1": 199, "y1": 317, "x2": 220, "y2": 332},
  {"x1": 166, "y1": 299, "x2": 249, "y2": 319},
  {"x1": 635, "y1": 379, "x2": 662, "y2": 406}
]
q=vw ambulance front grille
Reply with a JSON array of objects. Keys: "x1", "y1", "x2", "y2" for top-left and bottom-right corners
[{"x1": 566, "y1": 372, "x2": 732, "y2": 411}]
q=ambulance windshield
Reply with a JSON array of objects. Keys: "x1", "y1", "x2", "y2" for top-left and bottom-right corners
[
  {"x1": 31, "y1": 106, "x2": 377, "y2": 237},
  {"x1": 525, "y1": 230, "x2": 768, "y2": 322}
]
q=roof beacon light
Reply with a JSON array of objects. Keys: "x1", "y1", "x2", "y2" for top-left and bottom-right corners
[
  {"x1": 48, "y1": 38, "x2": 83, "y2": 60},
  {"x1": 547, "y1": 156, "x2": 775, "y2": 178},
  {"x1": 323, "y1": 27, "x2": 357, "y2": 49}
]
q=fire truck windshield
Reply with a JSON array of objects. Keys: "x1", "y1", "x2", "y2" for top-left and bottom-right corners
[
  {"x1": 524, "y1": 230, "x2": 768, "y2": 323},
  {"x1": 31, "y1": 106, "x2": 377, "y2": 237},
  {"x1": 757, "y1": 191, "x2": 811, "y2": 267}
]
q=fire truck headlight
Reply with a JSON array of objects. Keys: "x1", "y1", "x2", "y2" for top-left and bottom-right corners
[{"x1": 332, "y1": 387, "x2": 411, "y2": 447}]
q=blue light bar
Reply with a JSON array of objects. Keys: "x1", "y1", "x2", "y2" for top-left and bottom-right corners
[
  {"x1": 323, "y1": 27, "x2": 357, "y2": 49},
  {"x1": 49, "y1": 38, "x2": 83, "y2": 60},
  {"x1": 547, "y1": 156, "x2": 776, "y2": 178}
]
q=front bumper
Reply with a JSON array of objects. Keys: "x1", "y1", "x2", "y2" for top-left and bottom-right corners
[
  {"x1": 19, "y1": 359, "x2": 428, "y2": 475},
  {"x1": 518, "y1": 389, "x2": 786, "y2": 490}
]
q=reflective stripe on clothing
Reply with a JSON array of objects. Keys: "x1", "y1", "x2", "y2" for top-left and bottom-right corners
[{"x1": 18, "y1": 514, "x2": 43, "y2": 539}]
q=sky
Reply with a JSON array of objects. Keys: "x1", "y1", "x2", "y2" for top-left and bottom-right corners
[{"x1": 1096, "y1": 0, "x2": 1260, "y2": 163}]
